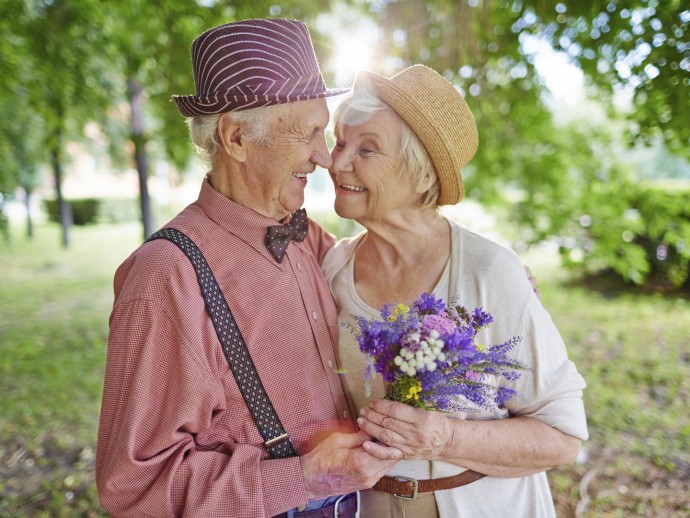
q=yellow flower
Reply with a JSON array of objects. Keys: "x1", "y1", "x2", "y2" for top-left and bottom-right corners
[
  {"x1": 475, "y1": 343, "x2": 487, "y2": 353},
  {"x1": 389, "y1": 303, "x2": 410, "y2": 321},
  {"x1": 405, "y1": 381, "x2": 422, "y2": 401}
]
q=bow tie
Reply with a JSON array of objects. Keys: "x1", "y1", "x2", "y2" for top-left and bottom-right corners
[{"x1": 265, "y1": 208, "x2": 309, "y2": 263}]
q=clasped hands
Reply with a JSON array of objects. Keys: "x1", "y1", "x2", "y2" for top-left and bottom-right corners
[
  {"x1": 358, "y1": 399, "x2": 454, "y2": 461},
  {"x1": 300, "y1": 400, "x2": 454, "y2": 500}
]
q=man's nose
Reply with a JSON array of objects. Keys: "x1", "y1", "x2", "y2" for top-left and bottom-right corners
[{"x1": 311, "y1": 135, "x2": 333, "y2": 169}]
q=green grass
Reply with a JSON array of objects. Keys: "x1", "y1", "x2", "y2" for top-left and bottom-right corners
[
  {"x1": 1, "y1": 221, "x2": 689, "y2": 517},
  {"x1": 0, "y1": 222, "x2": 141, "y2": 517}
]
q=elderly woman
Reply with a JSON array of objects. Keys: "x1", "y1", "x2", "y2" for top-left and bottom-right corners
[{"x1": 320, "y1": 65, "x2": 588, "y2": 517}]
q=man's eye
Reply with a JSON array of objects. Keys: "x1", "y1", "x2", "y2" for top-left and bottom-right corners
[
  {"x1": 334, "y1": 141, "x2": 345, "y2": 150},
  {"x1": 360, "y1": 148, "x2": 375, "y2": 156}
]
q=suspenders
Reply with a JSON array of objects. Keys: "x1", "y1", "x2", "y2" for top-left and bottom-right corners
[{"x1": 147, "y1": 228, "x2": 297, "y2": 459}]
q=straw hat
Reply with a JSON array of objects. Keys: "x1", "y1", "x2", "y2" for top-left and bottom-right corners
[
  {"x1": 173, "y1": 19, "x2": 348, "y2": 117},
  {"x1": 353, "y1": 65, "x2": 478, "y2": 205}
]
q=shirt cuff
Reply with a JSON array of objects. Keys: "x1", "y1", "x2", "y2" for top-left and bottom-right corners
[{"x1": 261, "y1": 456, "x2": 308, "y2": 517}]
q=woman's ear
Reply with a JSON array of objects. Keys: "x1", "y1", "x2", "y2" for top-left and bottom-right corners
[
  {"x1": 218, "y1": 114, "x2": 247, "y2": 162},
  {"x1": 415, "y1": 173, "x2": 435, "y2": 195}
]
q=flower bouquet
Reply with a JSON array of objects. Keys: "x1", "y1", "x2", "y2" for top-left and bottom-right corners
[{"x1": 347, "y1": 293, "x2": 527, "y2": 413}]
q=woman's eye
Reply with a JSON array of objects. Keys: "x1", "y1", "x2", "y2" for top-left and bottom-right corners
[{"x1": 360, "y1": 148, "x2": 375, "y2": 156}]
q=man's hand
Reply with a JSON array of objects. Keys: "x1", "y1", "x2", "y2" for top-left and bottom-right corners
[
  {"x1": 299, "y1": 431, "x2": 402, "y2": 500},
  {"x1": 357, "y1": 399, "x2": 453, "y2": 460}
]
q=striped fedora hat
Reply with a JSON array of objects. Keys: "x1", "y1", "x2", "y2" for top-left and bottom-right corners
[{"x1": 173, "y1": 19, "x2": 348, "y2": 117}]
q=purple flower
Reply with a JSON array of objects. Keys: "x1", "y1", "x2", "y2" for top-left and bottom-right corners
[
  {"x1": 444, "y1": 329, "x2": 477, "y2": 365},
  {"x1": 413, "y1": 293, "x2": 446, "y2": 314},
  {"x1": 472, "y1": 307, "x2": 494, "y2": 328}
]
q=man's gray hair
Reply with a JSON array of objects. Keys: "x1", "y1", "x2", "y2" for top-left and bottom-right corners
[
  {"x1": 333, "y1": 90, "x2": 440, "y2": 209},
  {"x1": 187, "y1": 106, "x2": 274, "y2": 164}
]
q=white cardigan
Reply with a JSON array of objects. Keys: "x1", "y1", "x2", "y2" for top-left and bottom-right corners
[{"x1": 321, "y1": 217, "x2": 588, "y2": 518}]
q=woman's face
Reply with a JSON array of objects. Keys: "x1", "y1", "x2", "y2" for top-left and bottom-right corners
[{"x1": 329, "y1": 108, "x2": 420, "y2": 222}]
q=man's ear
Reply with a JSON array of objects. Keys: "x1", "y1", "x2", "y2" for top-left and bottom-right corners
[{"x1": 218, "y1": 114, "x2": 247, "y2": 162}]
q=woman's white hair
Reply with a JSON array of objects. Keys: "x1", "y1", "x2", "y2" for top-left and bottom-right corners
[
  {"x1": 333, "y1": 90, "x2": 440, "y2": 209},
  {"x1": 186, "y1": 106, "x2": 274, "y2": 164}
]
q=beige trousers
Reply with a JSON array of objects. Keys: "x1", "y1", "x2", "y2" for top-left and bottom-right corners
[{"x1": 359, "y1": 489, "x2": 439, "y2": 518}]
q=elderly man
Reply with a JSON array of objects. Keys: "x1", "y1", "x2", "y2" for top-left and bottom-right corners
[{"x1": 96, "y1": 19, "x2": 401, "y2": 518}]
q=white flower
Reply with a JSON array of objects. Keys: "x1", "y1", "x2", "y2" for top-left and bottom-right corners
[
  {"x1": 429, "y1": 330, "x2": 440, "y2": 339},
  {"x1": 438, "y1": 352, "x2": 447, "y2": 362},
  {"x1": 408, "y1": 367, "x2": 417, "y2": 376},
  {"x1": 394, "y1": 356, "x2": 403, "y2": 366}
]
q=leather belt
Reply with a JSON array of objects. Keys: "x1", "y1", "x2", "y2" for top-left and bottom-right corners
[
  {"x1": 274, "y1": 493, "x2": 357, "y2": 518},
  {"x1": 372, "y1": 470, "x2": 486, "y2": 500}
]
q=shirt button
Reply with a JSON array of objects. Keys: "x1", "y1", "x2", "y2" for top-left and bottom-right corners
[
  {"x1": 343, "y1": 411, "x2": 348, "y2": 418},
  {"x1": 297, "y1": 263, "x2": 301, "y2": 270},
  {"x1": 328, "y1": 360, "x2": 333, "y2": 368},
  {"x1": 312, "y1": 311, "x2": 318, "y2": 320}
]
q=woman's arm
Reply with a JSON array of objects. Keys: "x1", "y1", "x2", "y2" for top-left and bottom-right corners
[{"x1": 358, "y1": 399, "x2": 582, "y2": 478}]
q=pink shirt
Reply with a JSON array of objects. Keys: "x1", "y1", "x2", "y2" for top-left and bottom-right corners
[{"x1": 96, "y1": 180, "x2": 354, "y2": 517}]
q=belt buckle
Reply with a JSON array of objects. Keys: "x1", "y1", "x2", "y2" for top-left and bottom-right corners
[{"x1": 393, "y1": 476, "x2": 419, "y2": 500}]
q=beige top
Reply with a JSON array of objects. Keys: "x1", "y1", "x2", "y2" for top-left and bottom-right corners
[{"x1": 322, "y1": 218, "x2": 588, "y2": 518}]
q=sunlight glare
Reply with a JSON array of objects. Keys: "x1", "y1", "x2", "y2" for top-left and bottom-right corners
[{"x1": 326, "y1": 20, "x2": 380, "y2": 88}]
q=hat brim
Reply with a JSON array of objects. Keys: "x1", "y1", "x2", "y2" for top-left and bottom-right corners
[
  {"x1": 173, "y1": 87, "x2": 350, "y2": 117},
  {"x1": 353, "y1": 68, "x2": 476, "y2": 205}
]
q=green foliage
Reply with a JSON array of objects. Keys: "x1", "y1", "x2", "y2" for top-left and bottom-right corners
[
  {"x1": 630, "y1": 185, "x2": 690, "y2": 287},
  {"x1": 43, "y1": 198, "x2": 141, "y2": 226},
  {"x1": 96, "y1": 198, "x2": 141, "y2": 224},
  {"x1": 517, "y1": 174, "x2": 690, "y2": 289},
  {"x1": 44, "y1": 198, "x2": 98, "y2": 226},
  {"x1": 523, "y1": 0, "x2": 690, "y2": 158}
]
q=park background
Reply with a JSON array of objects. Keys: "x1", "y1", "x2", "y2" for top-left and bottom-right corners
[{"x1": 1, "y1": 0, "x2": 689, "y2": 516}]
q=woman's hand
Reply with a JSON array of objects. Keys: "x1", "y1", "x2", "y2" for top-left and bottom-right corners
[{"x1": 357, "y1": 399, "x2": 454, "y2": 460}]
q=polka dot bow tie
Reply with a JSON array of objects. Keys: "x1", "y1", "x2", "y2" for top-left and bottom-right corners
[{"x1": 265, "y1": 208, "x2": 309, "y2": 263}]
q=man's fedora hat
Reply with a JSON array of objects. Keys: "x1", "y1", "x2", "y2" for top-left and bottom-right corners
[
  {"x1": 354, "y1": 65, "x2": 478, "y2": 206},
  {"x1": 173, "y1": 19, "x2": 348, "y2": 117}
]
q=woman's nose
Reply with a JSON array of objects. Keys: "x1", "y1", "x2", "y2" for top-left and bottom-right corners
[{"x1": 330, "y1": 148, "x2": 353, "y2": 173}]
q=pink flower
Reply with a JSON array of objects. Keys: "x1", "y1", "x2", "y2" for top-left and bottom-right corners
[
  {"x1": 464, "y1": 370, "x2": 482, "y2": 382},
  {"x1": 422, "y1": 314, "x2": 457, "y2": 336}
]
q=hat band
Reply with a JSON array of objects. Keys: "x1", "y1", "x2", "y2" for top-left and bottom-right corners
[
  {"x1": 200, "y1": 72, "x2": 324, "y2": 100},
  {"x1": 174, "y1": 73, "x2": 336, "y2": 116}
]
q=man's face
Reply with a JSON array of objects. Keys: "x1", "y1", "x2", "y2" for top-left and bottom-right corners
[{"x1": 245, "y1": 98, "x2": 331, "y2": 220}]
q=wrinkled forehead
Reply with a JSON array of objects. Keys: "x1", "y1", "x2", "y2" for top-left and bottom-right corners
[{"x1": 268, "y1": 97, "x2": 330, "y2": 132}]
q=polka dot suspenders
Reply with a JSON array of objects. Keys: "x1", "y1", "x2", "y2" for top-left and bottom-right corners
[{"x1": 147, "y1": 228, "x2": 297, "y2": 459}]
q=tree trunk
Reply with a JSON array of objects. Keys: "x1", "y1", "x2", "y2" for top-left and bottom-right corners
[
  {"x1": 51, "y1": 133, "x2": 71, "y2": 249},
  {"x1": 23, "y1": 186, "x2": 33, "y2": 239},
  {"x1": 128, "y1": 77, "x2": 153, "y2": 240}
]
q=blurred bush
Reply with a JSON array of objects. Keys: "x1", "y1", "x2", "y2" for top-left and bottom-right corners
[
  {"x1": 44, "y1": 198, "x2": 139, "y2": 226},
  {"x1": 557, "y1": 183, "x2": 690, "y2": 290},
  {"x1": 97, "y1": 198, "x2": 140, "y2": 224}
]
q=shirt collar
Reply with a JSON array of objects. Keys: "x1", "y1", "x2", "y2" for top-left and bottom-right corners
[{"x1": 196, "y1": 177, "x2": 300, "y2": 267}]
